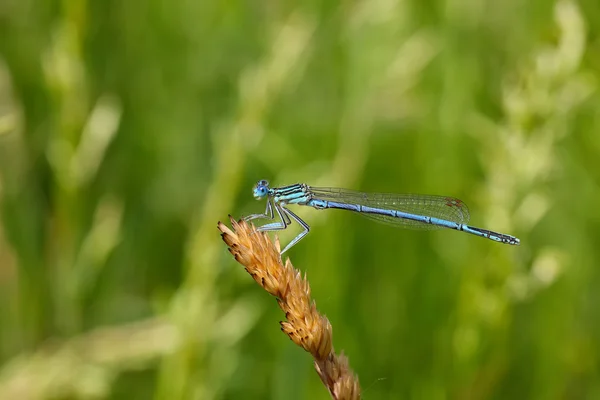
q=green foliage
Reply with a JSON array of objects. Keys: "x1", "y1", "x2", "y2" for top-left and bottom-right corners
[{"x1": 1, "y1": 0, "x2": 599, "y2": 398}]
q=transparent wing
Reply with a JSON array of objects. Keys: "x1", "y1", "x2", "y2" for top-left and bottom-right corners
[{"x1": 309, "y1": 186, "x2": 470, "y2": 230}]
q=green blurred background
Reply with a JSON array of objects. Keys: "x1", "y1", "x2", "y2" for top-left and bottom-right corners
[{"x1": 1, "y1": 0, "x2": 600, "y2": 399}]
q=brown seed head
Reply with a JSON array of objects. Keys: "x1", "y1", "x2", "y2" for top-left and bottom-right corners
[{"x1": 218, "y1": 217, "x2": 361, "y2": 400}]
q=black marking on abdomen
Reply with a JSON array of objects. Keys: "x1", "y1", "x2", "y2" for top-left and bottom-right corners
[{"x1": 327, "y1": 202, "x2": 361, "y2": 212}]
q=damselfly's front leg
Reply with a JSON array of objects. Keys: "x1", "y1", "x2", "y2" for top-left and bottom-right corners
[
  {"x1": 244, "y1": 199, "x2": 275, "y2": 222},
  {"x1": 279, "y1": 206, "x2": 310, "y2": 254},
  {"x1": 254, "y1": 202, "x2": 291, "y2": 232}
]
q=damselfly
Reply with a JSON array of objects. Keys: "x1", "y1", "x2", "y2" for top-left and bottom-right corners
[{"x1": 244, "y1": 179, "x2": 520, "y2": 253}]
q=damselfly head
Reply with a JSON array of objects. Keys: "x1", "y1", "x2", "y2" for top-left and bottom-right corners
[{"x1": 253, "y1": 179, "x2": 270, "y2": 200}]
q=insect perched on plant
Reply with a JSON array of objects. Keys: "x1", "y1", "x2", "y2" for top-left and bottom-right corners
[{"x1": 244, "y1": 179, "x2": 520, "y2": 254}]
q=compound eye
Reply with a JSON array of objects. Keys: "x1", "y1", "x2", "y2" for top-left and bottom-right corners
[{"x1": 259, "y1": 179, "x2": 269, "y2": 186}]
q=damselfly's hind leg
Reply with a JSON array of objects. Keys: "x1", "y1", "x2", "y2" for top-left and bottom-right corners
[
  {"x1": 279, "y1": 206, "x2": 310, "y2": 254},
  {"x1": 244, "y1": 202, "x2": 309, "y2": 254}
]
